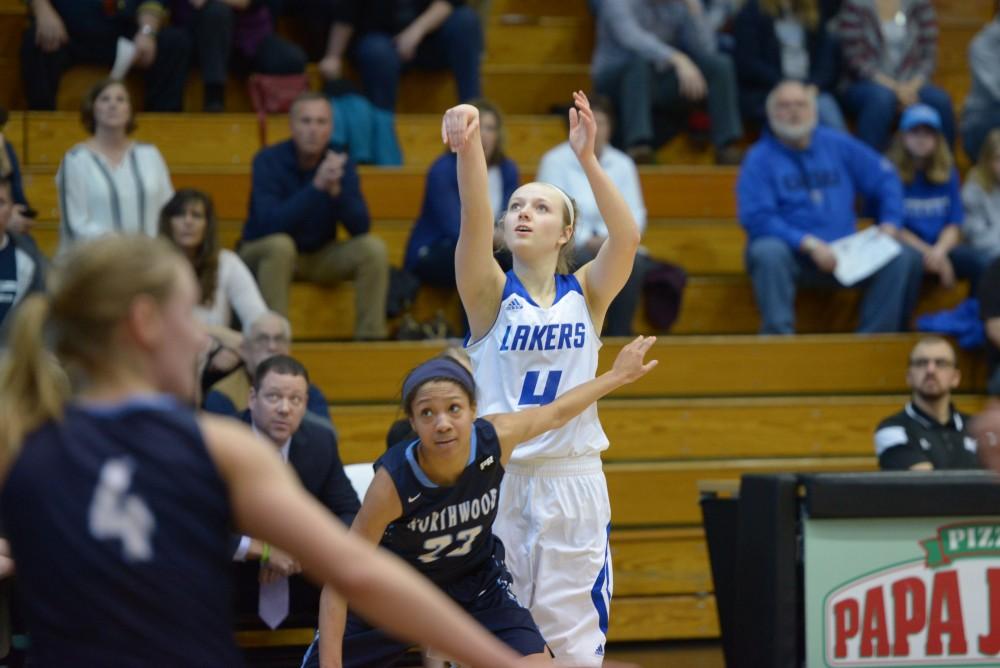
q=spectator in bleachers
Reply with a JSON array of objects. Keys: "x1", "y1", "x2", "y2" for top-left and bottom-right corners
[
  {"x1": 239, "y1": 92, "x2": 389, "y2": 340},
  {"x1": 317, "y1": 0, "x2": 482, "y2": 112},
  {"x1": 961, "y1": 15, "x2": 1000, "y2": 165},
  {"x1": 979, "y1": 257, "x2": 1000, "y2": 395},
  {"x1": 0, "y1": 107, "x2": 36, "y2": 236},
  {"x1": 204, "y1": 310, "x2": 333, "y2": 430},
  {"x1": 699, "y1": 0, "x2": 740, "y2": 51},
  {"x1": 961, "y1": 129, "x2": 1000, "y2": 262},
  {"x1": 536, "y1": 95, "x2": 649, "y2": 336},
  {"x1": 0, "y1": 176, "x2": 46, "y2": 344},
  {"x1": 835, "y1": 0, "x2": 955, "y2": 152},
  {"x1": 886, "y1": 104, "x2": 985, "y2": 292},
  {"x1": 20, "y1": 0, "x2": 191, "y2": 112},
  {"x1": 262, "y1": 0, "x2": 337, "y2": 65},
  {"x1": 874, "y1": 336, "x2": 979, "y2": 470},
  {"x1": 739, "y1": 80, "x2": 922, "y2": 334},
  {"x1": 404, "y1": 99, "x2": 516, "y2": 290},
  {"x1": 56, "y1": 79, "x2": 174, "y2": 255},
  {"x1": 169, "y1": 0, "x2": 307, "y2": 112},
  {"x1": 159, "y1": 189, "x2": 267, "y2": 386},
  {"x1": 733, "y1": 0, "x2": 846, "y2": 130},
  {"x1": 232, "y1": 353, "x2": 360, "y2": 630},
  {"x1": 592, "y1": 0, "x2": 744, "y2": 165}
]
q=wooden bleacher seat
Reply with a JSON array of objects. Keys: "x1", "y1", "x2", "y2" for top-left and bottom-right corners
[
  {"x1": 330, "y1": 395, "x2": 986, "y2": 465},
  {"x1": 20, "y1": 163, "x2": 738, "y2": 222},
  {"x1": 291, "y1": 336, "x2": 984, "y2": 404},
  {"x1": 14, "y1": 111, "x2": 568, "y2": 169}
]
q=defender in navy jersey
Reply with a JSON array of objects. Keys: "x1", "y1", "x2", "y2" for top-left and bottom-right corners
[
  {"x1": 306, "y1": 337, "x2": 657, "y2": 668},
  {"x1": 0, "y1": 235, "x2": 529, "y2": 668}
]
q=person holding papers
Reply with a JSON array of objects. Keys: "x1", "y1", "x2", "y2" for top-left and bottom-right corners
[{"x1": 738, "y1": 80, "x2": 923, "y2": 334}]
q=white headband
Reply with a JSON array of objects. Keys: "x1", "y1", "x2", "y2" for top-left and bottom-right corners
[{"x1": 548, "y1": 184, "x2": 576, "y2": 228}]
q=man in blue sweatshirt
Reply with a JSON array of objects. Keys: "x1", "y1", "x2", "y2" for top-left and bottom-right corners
[
  {"x1": 239, "y1": 92, "x2": 389, "y2": 340},
  {"x1": 738, "y1": 80, "x2": 923, "y2": 334}
]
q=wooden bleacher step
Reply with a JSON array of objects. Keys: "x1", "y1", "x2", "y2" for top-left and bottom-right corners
[
  {"x1": 291, "y1": 336, "x2": 984, "y2": 404},
  {"x1": 277, "y1": 275, "x2": 969, "y2": 340},
  {"x1": 26, "y1": 217, "x2": 747, "y2": 275},
  {"x1": 14, "y1": 111, "x2": 568, "y2": 169},
  {"x1": 22, "y1": 164, "x2": 741, "y2": 221},
  {"x1": 331, "y1": 395, "x2": 986, "y2": 466}
]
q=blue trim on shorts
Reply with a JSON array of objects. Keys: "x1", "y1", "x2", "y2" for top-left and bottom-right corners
[{"x1": 590, "y1": 523, "x2": 611, "y2": 639}]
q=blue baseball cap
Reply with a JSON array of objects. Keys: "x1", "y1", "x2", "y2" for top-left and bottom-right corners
[{"x1": 900, "y1": 104, "x2": 942, "y2": 132}]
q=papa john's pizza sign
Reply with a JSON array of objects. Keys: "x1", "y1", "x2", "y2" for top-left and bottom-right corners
[{"x1": 820, "y1": 521, "x2": 1000, "y2": 666}]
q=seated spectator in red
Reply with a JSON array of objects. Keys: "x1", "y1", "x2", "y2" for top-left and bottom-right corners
[
  {"x1": 886, "y1": 104, "x2": 986, "y2": 292},
  {"x1": 0, "y1": 176, "x2": 46, "y2": 344},
  {"x1": 591, "y1": 0, "x2": 744, "y2": 164},
  {"x1": 733, "y1": 0, "x2": 845, "y2": 130},
  {"x1": 536, "y1": 96, "x2": 649, "y2": 336},
  {"x1": 57, "y1": 79, "x2": 174, "y2": 255},
  {"x1": 836, "y1": 0, "x2": 955, "y2": 151},
  {"x1": 962, "y1": 129, "x2": 1000, "y2": 262},
  {"x1": 159, "y1": 189, "x2": 267, "y2": 386},
  {"x1": 238, "y1": 92, "x2": 389, "y2": 340},
  {"x1": 874, "y1": 336, "x2": 979, "y2": 470},
  {"x1": 320, "y1": 0, "x2": 482, "y2": 111},
  {"x1": 169, "y1": 0, "x2": 307, "y2": 112},
  {"x1": 0, "y1": 107, "x2": 36, "y2": 236},
  {"x1": 404, "y1": 99, "x2": 517, "y2": 290},
  {"x1": 21, "y1": 0, "x2": 191, "y2": 112},
  {"x1": 231, "y1": 354, "x2": 361, "y2": 630}
]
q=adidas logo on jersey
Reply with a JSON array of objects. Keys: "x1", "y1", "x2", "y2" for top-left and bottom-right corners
[
  {"x1": 595, "y1": 644, "x2": 605, "y2": 657},
  {"x1": 479, "y1": 455, "x2": 495, "y2": 471},
  {"x1": 505, "y1": 298, "x2": 523, "y2": 311}
]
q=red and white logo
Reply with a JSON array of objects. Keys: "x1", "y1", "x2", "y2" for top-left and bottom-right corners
[{"x1": 823, "y1": 522, "x2": 1000, "y2": 666}]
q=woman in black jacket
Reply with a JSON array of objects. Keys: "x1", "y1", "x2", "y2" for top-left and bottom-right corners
[{"x1": 733, "y1": 0, "x2": 845, "y2": 129}]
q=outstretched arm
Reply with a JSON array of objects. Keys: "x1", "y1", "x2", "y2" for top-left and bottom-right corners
[
  {"x1": 443, "y1": 105, "x2": 507, "y2": 340},
  {"x1": 569, "y1": 92, "x2": 642, "y2": 329},
  {"x1": 200, "y1": 416, "x2": 520, "y2": 668},
  {"x1": 317, "y1": 468, "x2": 401, "y2": 668},
  {"x1": 487, "y1": 336, "x2": 658, "y2": 464}
]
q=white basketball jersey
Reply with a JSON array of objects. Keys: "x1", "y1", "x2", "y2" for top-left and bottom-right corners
[{"x1": 466, "y1": 271, "x2": 609, "y2": 462}]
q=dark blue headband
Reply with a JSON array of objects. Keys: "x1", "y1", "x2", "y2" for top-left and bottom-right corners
[{"x1": 402, "y1": 357, "x2": 476, "y2": 407}]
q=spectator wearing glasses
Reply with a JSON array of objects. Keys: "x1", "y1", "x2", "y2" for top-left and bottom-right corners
[
  {"x1": 203, "y1": 310, "x2": 331, "y2": 429},
  {"x1": 873, "y1": 336, "x2": 980, "y2": 470}
]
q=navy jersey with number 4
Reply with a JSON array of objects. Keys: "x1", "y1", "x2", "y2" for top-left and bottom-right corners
[
  {"x1": 0, "y1": 395, "x2": 242, "y2": 667},
  {"x1": 377, "y1": 418, "x2": 504, "y2": 585}
]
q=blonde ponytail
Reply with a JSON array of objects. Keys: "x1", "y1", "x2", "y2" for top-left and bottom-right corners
[
  {"x1": 0, "y1": 235, "x2": 184, "y2": 471},
  {"x1": 0, "y1": 295, "x2": 70, "y2": 469}
]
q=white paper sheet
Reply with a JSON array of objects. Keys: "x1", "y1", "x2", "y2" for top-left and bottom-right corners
[
  {"x1": 829, "y1": 227, "x2": 902, "y2": 287},
  {"x1": 110, "y1": 38, "x2": 137, "y2": 80}
]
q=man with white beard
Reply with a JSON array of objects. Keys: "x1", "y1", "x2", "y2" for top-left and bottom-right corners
[{"x1": 737, "y1": 80, "x2": 924, "y2": 334}]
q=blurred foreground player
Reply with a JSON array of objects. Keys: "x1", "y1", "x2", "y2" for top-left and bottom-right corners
[{"x1": 0, "y1": 235, "x2": 522, "y2": 667}]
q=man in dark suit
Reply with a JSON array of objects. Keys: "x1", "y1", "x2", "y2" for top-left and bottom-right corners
[{"x1": 233, "y1": 354, "x2": 361, "y2": 630}]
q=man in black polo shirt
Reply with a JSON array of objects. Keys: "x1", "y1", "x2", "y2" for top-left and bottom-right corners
[{"x1": 874, "y1": 336, "x2": 980, "y2": 470}]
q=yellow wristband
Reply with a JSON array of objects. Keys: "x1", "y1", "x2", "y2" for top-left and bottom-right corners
[{"x1": 261, "y1": 543, "x2": 270, "y2": 564}]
